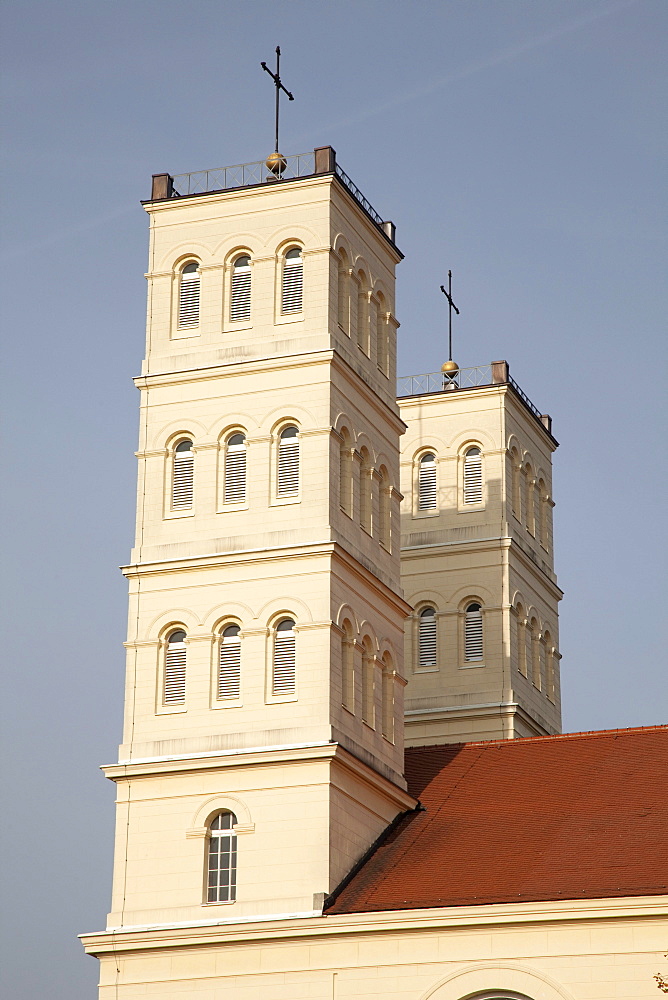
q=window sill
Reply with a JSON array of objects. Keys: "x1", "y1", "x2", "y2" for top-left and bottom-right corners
[
  {"x1": 414, "y1": 666, "x2": 439, "y2": 674},
  {"x1": 217, "y1": 502, "x2": 249, "y2": 514},
  {"x1": 459, "y1": 662, "x2": 486, "y2": 669},
  {"x1": 156, "y1": 704, "x2": 187, "y2": 715},
  {"x1": 266, "y1": 692, "x2": 298, "y2": 705},
  {"x1": 458, "y1": 503, "x2": 486, "y2": 513},
  {"x1": 164, "y1": 509, "x2": 195, "y2": 520},
  {"x1": 275, "y1": 312, "x2": 304, "y2": 326},
  {"x1": 211, "y1": 698, "x2": 243, "y2": 710},
  {"x1": 413, "y1": 508, "x2": 439, "y2": 519},
  {"x1": 271, "y1": 494, "x2": 300, "y2": 507},
  {"x1": 223, "y1": 320, "x2": 253, "y2": 333},
  {"x1": 172, "y1": 328, "x2": 200, "y2": 341}
]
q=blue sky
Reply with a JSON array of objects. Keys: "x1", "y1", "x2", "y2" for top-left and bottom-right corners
[{"x1": 1, "y1": 2, "x2": 666, "y2": 996}]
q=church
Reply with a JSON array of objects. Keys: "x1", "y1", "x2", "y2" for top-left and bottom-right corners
[{"x1": 80, "y1": 142, "x2": 667, "y2": 999}]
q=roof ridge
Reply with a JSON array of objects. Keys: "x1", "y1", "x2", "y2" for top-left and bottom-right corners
[{"x1": 407, "y1": 723, "x2": 668, "y2": 754}]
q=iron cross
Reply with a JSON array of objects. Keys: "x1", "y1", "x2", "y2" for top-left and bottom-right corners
[
  {"x1": 440, "y1": 270, "x2": 460, "y2": 363},
  {"x1": 261, "y1": 46, "x2": 294, "y2": 155}
]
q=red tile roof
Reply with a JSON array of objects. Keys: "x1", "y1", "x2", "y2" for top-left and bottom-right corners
[{"x1": 326, "y1": 726, "x2": 668, "y2": 914}]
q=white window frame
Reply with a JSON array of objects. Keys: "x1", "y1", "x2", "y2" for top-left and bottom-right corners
[
  {"x1": 417, "y1": 607, "x2": 438, "y2": 671},
  {"x1": 161, "y1": 629, "x2": 187, "y2": 710},
  {"x1": 463, "y1": 446, "x2": 484, "y2": 505},
  {"x1": 463, "y1": 603, "x2": 484, "y2": 665},
  {"x1": 280, "y1": 247, "x2": 303, "y2": 317},
  {"x1": 269, "y1": 618, "x2": 297, "y2": 700},
  {"x1": 273, "y1": 425, "x2": 300, "y2": 504},
  {"x1": 216, "y1": 625, "x2": 242, "y2": 704},
  {"x1": 168, "y1": 439, "x2": 194, "y2": 516},
  {"x1": 176, "y1": 260, "x2": 200, "y2": 335},
  {"x1": 417, "y1": 452, "x2": 438, "y2": 512},
  {"x1": 222, "y1": 433, "x2": 247, "y2": 507},
  {"x1": 205, "y1": 811, "x2": 238, "y2": 904},
  {"x1": 229, "y1": 255, "x2": 252, "y2": 326}
]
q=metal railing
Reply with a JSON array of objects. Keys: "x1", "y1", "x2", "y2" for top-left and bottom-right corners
[
  {"x1": 171, "y1": 151, "x2": 316, "y2": 197},
  {"x1": 397, "y1": 364, "x2": 550, "y2": 435},
  {"x1": 397, "y1": 365, "x2": 494, "y2": 397},
  {"x1": 335, "y1": 164, "x2": 385, "y2": 228}
]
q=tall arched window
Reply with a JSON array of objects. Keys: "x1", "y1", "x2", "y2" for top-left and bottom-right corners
[
  {"x1": 178, "y1": 261, "x2": 200, "y2": 329},
  {"x1": 339, "y1": 430, "x2": 353, "y2": 517},
  {"x1": 357, "y1": 272, "x2": 369, "y2": 355},
  {"x1": 418, "y1": 453, "x2": 437, "y2": 510},
  {"x1": 376, "y1": 293, "x2": 389, "y2": 376},
  {"x1": 525, "y1": 464, "x2": 536, "y2": 534},
  {"x1": 530, "y1": 617, "x2": 542, "y2": 689},
  {"x1": 510, "y1": 448, "x2": 521, "y2": 518},
  {"x1": 538, "y1": 478, "x2": 549, "y2": 548},
  {"x1": 464, "y1": 603, "x2": 483, "y2": 662},
  {"x1": 273, "y1": 618, "x2": 296, "y2": 695},
  {"x1": 277, "y1": 426, "x2": 299, "y2": 496},
  {"x1": 378, "y1": 466, "x2": 391, "y2": 549},
  {"x1": 359, "y1": 448, "x2": 373, "y2": 534},
  {"x1": 464, "y1": 447, "x2": 483, "y2": 504},
  {"x1": 230, "y1": 255, "x2": 251, "y2": 322},
  {"x1": 341, "y1": 619, "x2": 355, "y2": 711},
  {"x1": 172, "y1": 439, "x2": 194, "y2": 510},
  {"x1": 418, "y1": 607, "x2": 437, "y2": 668},
  {"x1": 381, "y1": 654, "x2": 394, "y2": 742},
  {"x1": 218, "y1": 625, "x2": 241, "y2": 700},
  {"x1": 164, "y1": 629, "x2": 186, "y2": 705},
  {"x1": 361, "y1": 639, "x2": 374, "y2": 726},
  {"x1": 516, "y1": 604, "x2": 528, "y2": 677},
  {"x1": 206, "y1": 811, "x2": 237, "y2": 903},
  {"x1": 224, "y1": 433, "x2": 246, "y2": 504},
  {"x1": 337, "y1": 251, "x2": 350, "y2": 334},
  {"x1": 282, "y1": 247, "x2": 303, "y2": 313},
  {"x1": 544, "y1": 630, "x2": 555, "y2": 701}
]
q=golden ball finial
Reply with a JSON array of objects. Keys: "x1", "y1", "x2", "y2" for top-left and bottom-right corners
[
  {"x1": 265, "y1": 151, "x2": 287, "y2": 175},
  {"x1": 441, "y1": 359, "x2": 459, "y2": 374}
]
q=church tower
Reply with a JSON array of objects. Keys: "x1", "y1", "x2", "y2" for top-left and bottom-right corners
[
  {"x1": 398, "y1": 360, "x2": 562, "y2": 745},
  {"x1": 99, "y1": 146, "x2": 414, "y2": 940}
]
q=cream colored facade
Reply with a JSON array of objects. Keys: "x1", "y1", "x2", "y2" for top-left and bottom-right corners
[
  {"x1": 81, "y1": 152, "x2": 665, "y2": 998},
  {"x1": 399, "y1": 374, "x2": 562, "y2": 746}
]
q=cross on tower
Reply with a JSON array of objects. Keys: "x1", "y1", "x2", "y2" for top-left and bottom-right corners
[
  {"x1": 440, "y1": 270, "x2": 460, "y2": 365},
  {"x1": 261, "y1": 46, "x2": 294, "y2": 162}
]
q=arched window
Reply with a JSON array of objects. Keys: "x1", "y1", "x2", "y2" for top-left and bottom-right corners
[
  {"x1": 273, "y1": 618, "x2": 296, "y2": 695},
  {"x1": 164, "y1": 629, "x2": 186, "y2": 704},
  {"x1": 218, "y1": 625, "x2": 241, "y2": 700},
  {"x1": 230, "y1": 255, "x2": 251, "y2": 322},
  {"x1": 172, "y1": 439, "x2": 194, "y2": 510},
  {"x1": 544, "y1": 630, "x2": 555, "y2": 701},
  {"x1": 178, "y1": 261, "x2": 200, "y2": 329},
  {"x1": 538, "y1": 478, "x2": 549, "y2": 548},
  {"x1": 359, "y1": 448, "x2": 373, "y2": 534},
  {"x1": 378, "y1": 466, "x2": 391, "y2": 549},
  {"x1": 510, "y1": 448, "x2": 521, "y2": 518},
  {"x1": 206, "y1": 811, "x2": 237, "y2": 903},
  {"x1": 418, "y1": 453, "x2": 437, "y2": 510},
  {"x1": 224, "y1": 433, "x2": 246, "y2": 504},
  {"x1": 376, "y1": 293, "x2": 389, "y2": 376},
  {"x1": 357, "y1": 272, "x2": 369, "y2": 355},
  {"x1": 277, "y1": 426, "x2": 299, "y2": 496},
  {"x1": 381, "y1": 654, "x2": 394, "y2": 742},
  {"x1": 361, "y1": 639, "x2": 374, "y2": 726},
  {"x1": 516, "y1": 604, "x2": 528, "y2": 677},
  {"x1": 464, "y1": 447, "x2": 483, "y2": 504},
  {"x1": 418, "y1": 607, "x2": 437, "y2": 668},
  {"x1": 525, "y1": 464, "x2": 536, "y2": 534},
  {"x1": 281, "y1": 247, "x2": 303, "y2": 313},
  {"x1": 530, "y1": 617, "x2": 541, "y2": 688},
  {"x1": 339, "y1": 430, "x2": 353, "y2": 517},
  {"x1": 341, "y1": 619, "x2": 355, "y2": 711},
  {"x1": 464, "y1": 603, "x2": 483, "y2": 662},
  {"x1": 337, "y1": 251, "x2": 350, "y2": 334}
]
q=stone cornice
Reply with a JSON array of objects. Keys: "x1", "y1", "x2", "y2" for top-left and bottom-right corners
[{"x1": 80, "y1": 893, "x2": 668, "y2": 956}]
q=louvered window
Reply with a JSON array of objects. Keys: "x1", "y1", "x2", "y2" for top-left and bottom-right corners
[
  {"x1": 206, "y1": 811, "x2": 237, "y2": 903},
  {"x1": 418, "y1": 453, "x2": 437, "y2": 510},
  {"x1": 172, "y1": 440, "x2": 194, "y2": 509},
  {"x1": 464, "y1": 603, "x2": 483, "y2": 662},
  {"x1": 164, "y1": 630, "x2": 186, "y2": 704},
  {"x1": 178, "y1": 262, "x2": 200, "y2": 329},
  {"x1": 418, "y1": 607, "x2": 437, "y2": 668},
  {"x1": 464, "y1": 447, "x2": 483, "y2": 504},
  {"x1": 224, "y1": 434, "x2": 246, "y2": 504},
  {"x1": 218, "y1": 625, "x2": 241, "y2": 700},
  {"x1": 273, "y1": 618, "x2": 296, "y2": 695},
  {"x1": 281, "y1": 248, "x2": 303, "y2": 314},
  {"x1": 381, "y1": 663, "x2": 394, "y2": 741},
  {"x1": 362, "y1": 647, "x2": 374, "y2": 725},
  {"x1": 277, "y1": 426, "x2": 299, "y2": 496},
  {"x1": 230, "y1": 255, "x2": 251, "y2": 322}
]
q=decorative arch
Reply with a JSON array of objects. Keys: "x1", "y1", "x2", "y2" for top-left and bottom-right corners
[
  {"x1": 418, "y1": 960, "x2": 576, "y2": 1000},
  {"x1": 145, "y1": 608, "x2": 200, "y2": 641},
  {"x1": 189, "y1": 794, "x2": 254, "y2": 836}
]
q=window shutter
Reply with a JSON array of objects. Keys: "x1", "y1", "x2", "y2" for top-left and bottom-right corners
[
  {"x1": 273, "y1": 623, "x2": 296, "y2": 695},
  {"x1": 224, "y1": 439, "x2": 246, "y2": 504},
  {"x1": 464, "y1": 448, "x2": 483, "y2": 503},
  {"x1": 164, "y1": 637, "x2": 186, "y2": 704},
  {"x1": 418, "y1": 455, "x2": 437, "y2": 510},
  {"x1": 178, "y1": 266, "x2": 200, "y2": 328},
  {"x1": 172, "y1": 446, "x2": 194, "y2": 509},
  {"x1": 277, "y1": 435, "x2": 299, "y2": 495},
  {"x1": 218, "y1": 635, "x2": 241, "y2": 700},
  {"x1": 465, "y1": 605, "x2": 483, "y2": 662},
  {"x1": 282, "y1": 255, "x2": 303, "y2": 313},
  {"x1": 418, "y1": 610, "x2": 437, "y2": 667},
  {"x1": 230, "y1": 261, "x2": 251, "y2": 322}
]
